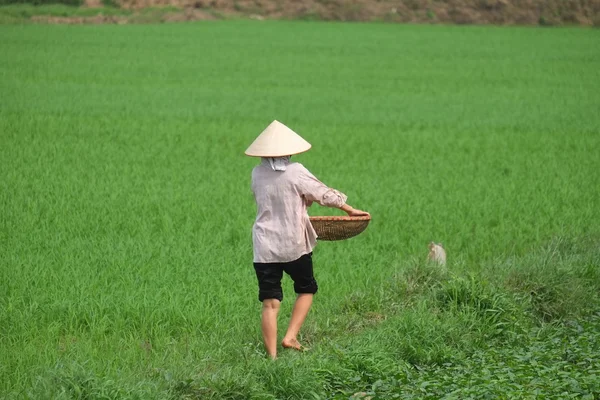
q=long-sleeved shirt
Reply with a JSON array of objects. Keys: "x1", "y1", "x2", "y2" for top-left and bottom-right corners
[{"x1": 251, "y1": 160, "x2": 347, "y2": 263}]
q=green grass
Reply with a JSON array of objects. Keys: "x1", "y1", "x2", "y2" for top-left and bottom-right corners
[{"x1": 1, "y1": 21, "x2": 600, "y2": 398}]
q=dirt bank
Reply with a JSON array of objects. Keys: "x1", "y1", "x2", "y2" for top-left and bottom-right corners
[{"x1": 112, "y1": 0, "x2": 600, "y2": 26}]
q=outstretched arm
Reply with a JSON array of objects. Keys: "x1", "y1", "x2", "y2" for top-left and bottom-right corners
[{"x1": 298, "y1": 166, "x2": 369, "y2": 217}]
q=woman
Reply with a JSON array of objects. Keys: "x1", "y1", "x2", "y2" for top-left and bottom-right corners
[{"x1": 245, "y1": 120, "x2": 369, "y2": 359}]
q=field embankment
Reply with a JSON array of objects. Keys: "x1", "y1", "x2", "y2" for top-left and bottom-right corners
[
  {"x1": 118, "y1": 0, "x2": 600, "y2": 26},
  {"x1": 1, "y1": 0, "x2": 600, "y2": 25}
]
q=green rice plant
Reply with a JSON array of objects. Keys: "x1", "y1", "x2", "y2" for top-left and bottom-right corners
[
  {"x1": 387, "y1": 258, "x2": 450, "y2": 305},
  {"x1": 503, "y1": 237, "x2": 600, "y2": 322},
  {"x1": 437, "y1": 276, "x2": 508, "y2": 321},
  {"x1": 0, "y1": 20, "x2": 599, "y2": 398}
]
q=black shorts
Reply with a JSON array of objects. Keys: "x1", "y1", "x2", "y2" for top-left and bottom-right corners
[{"x1": 253, "y1": 253, "x2": 318, "y2": 302}]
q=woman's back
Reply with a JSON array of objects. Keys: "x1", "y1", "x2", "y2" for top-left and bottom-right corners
[{"x1": 251, "y1": 161, "x2": 318, "y2": 263}]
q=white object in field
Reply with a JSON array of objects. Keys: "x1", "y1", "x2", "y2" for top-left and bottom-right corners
[{"x1": 428, "y1": 242, "x2": 446, "y2": 265}]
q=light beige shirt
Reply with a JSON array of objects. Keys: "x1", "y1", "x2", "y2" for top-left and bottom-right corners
[{"x1": 251, "y1": 159, "x2": 347, "y2": 263}]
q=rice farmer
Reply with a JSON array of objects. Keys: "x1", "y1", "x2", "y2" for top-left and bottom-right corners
[{"x1": 245, "y1": 120, "x2": 369, "y2": 359}]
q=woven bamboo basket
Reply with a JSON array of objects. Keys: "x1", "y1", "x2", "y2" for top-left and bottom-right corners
[{"x1": 309, "y1": 215, "x2": 371, "y2": 241}]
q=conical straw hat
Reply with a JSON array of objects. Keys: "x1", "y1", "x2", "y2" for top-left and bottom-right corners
[{"x1": 245, "y1": 120, "x2": 311, "y2": 157}]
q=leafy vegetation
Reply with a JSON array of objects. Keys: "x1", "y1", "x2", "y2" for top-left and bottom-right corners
[
  {"x1": 0, "y1": 0, "x2": 82, "y2": 8},
  {"x1": 0, "y1": 3, "x2": 129, "y2": 18}
]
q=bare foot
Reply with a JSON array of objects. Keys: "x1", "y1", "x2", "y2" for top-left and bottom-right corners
[{"x1": 281, "y1": 338, "x2": 307, "y2": 351}]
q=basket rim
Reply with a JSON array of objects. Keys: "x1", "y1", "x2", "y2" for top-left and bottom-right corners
[{"x1": 309, "y1": 215, "x2": 371, "y2": 222}]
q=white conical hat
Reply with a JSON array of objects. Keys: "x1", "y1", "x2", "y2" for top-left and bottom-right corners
[{"x1": 245, "y1": 120, "x2": 311, "y2": 157}]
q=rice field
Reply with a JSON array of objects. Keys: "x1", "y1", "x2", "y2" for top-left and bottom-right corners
[{"x1": 1, "y1": 21, "x2": 600, "y2": 399}]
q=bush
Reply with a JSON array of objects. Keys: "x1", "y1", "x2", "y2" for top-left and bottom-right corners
[{"x1": 0, "y1": 0, "x2": 82, "y2": 7}]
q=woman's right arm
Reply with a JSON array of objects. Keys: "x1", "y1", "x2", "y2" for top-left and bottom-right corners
[{"x1": 297, "y1": 166, "x2": 369, "y2": 217}]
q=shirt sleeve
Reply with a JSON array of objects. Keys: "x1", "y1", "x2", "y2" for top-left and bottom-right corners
[{"x1": 297, "y1": 165, "x2": 347, "y2": 208}]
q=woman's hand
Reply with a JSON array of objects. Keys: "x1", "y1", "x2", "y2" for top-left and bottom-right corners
[
  {"x1": 346, "y1": 208, "x2": 370, "y2": 217},
  {"x1": 340, "y1": 204, "x2": 370, "y2": 217}
]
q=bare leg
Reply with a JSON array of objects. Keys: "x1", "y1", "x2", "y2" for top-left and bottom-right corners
[
  {"x1": 261, "y1": 299, "x2": 281, "y2": 359},
  {"x1": 282, "y1": 293, "x2": 313, "y2": 350}
]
